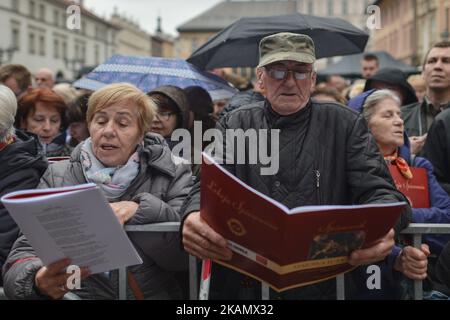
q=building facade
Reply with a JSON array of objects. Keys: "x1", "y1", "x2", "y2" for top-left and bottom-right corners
[
  {"x1": 370, "y1": 0, "x2": 450, "y2": 66},
  {"x1": 0, "y1": 0, "x2": 119, "y2": 79},
  {"x1": 296, "y1": 0, "x2": 372, "y2": 31},
  {"x1": 110, "y1": 10, "x2": 152, "y2": 57},
  {"x1": 151, "y1": 16, "x2": 175, "y2": 58}
]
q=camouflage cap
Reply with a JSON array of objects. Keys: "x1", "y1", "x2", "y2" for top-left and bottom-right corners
[{"x1": 258, "y1": 32, "x2": 316, "y2": 67}]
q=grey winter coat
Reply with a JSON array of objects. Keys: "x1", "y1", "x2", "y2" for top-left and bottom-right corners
[{"x1": 2, "y1": 133, "x2": 193, "y2": 300}]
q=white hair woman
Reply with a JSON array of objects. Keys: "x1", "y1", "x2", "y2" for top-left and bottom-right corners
[
  {"x1": 0, "y1": 84, "x2": 17, "y2": 144},
  {"x1": 3, "y1": 83, "x2": 193, "y2": 299},
  {"x1": 0, "y1": 85, "x2": 48, "y2": 282},
  {"x1": 363, "y1": 89, "x2": 450, "y2": 283}
]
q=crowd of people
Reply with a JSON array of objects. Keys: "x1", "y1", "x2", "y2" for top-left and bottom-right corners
[{"x1": 0, "y1": 31, "x2": 450, "y2": 300}]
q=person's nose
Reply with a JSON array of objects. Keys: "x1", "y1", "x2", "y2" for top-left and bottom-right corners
[
  {"x1": 102, "y1": 120, "x2": 116, "y2": 137},
  {"x1": 42, "y1": 119, "x2": 52, "y2": 132},
  {"x1": 153, "y1": 114, "x2": 162, "y2": 124},
  {"x1": 283, "y1": 71, "x2": 297, "y2": 86},
  {"x1": 393, "y1": 114, "x2": 404, "y2": 126},
  {"x1": 433, "y1": 59, "x2": 444, "y2": 70}
]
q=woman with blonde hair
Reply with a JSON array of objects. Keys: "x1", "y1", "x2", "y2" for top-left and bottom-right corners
[{"x1": 3, "y1": 83, "x2": 193, "y2": 299}]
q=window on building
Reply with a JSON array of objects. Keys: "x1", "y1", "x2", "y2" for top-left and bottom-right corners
[
  {"x1": 191, "y1": 37, "x2": 198, "y2": 53},
  {"x1": 81, "y1": 21, "x2": 86, "y2": 35},
  {"x1": 95, "y1": 45, "x2": 100, "y2": 64},
  {"x1": 61, "y1": 12, "x2": 66, "y2": 28},
  {"x1": 53, "y1": 9, "x2": 58, "y2": 26},
  {"x1": 29, "y1": 0, "x2": 35, "y2": 18},
  {"x1": 342, "y1": 0, "x2": 348, "y2": 15},
  {"x1": 54, "y1": 38, "x2": 60, "y2": 59},
  {"x1": 11, "y1": 0, "x2": 20, "y2": 12},
  {"x1": 39, "y1": 34, "x2": 45, "y2": 56},
  {"x1": 62, "y1": 41, "x2": 67, "y2": 59},
  {"x1": 327, "y1": 0, "x2": 334, "y2": 16},
  {"x1": 11, "y1": 27, "x2": 20, "y2": 50},
  {"x1": 81, "y1": 44, "x2": 86, "y2": 62},
  {"x1": 307, "y1": 0, "x2": 314, "y2": 15},
  {"x1": 75, "y1": 43, "x2": 79, "y2": 60},
  {"x1": 39, "y1": 3, "x2": 45, "y2": 21},
  {"x1": 29, "y1": 32, "x2": 35, "y2": 54}
]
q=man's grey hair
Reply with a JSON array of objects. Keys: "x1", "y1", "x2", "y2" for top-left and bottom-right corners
[
  {"x1": 362, "y1": 89, "x2": 401, "y2": 123},
  {"x1": 0, "y1": 84, "x2": 17, "y2": 142}
]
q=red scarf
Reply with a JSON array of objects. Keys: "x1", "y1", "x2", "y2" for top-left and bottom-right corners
[
  {"x1": 0, "y1": 136, "x2": 15, "y2": 152},
  {"x1": 384, "y1": 150, "x2": 413, "y2": 179}
]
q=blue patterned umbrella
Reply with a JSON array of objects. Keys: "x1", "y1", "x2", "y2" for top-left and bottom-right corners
[{"x1": 73, "y1": 55, "x2": 237, "y2": 100}]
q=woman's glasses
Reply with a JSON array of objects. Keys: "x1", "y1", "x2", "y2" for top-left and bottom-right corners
[{"x1": 156, "y1": 110, "x2": 176, "y2": 121}]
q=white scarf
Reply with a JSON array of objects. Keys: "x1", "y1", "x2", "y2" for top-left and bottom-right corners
[{"x1": 80, "y1": 138, "x2": 140, "y2": 200}]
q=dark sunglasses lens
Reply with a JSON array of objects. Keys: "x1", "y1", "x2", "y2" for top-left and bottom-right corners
[{"x1": 270, "y1": 69, "x2": 287, "y2": 80}]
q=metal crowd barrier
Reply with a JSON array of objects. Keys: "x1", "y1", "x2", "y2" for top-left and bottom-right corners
[
  {"x1": 198, "y1": 223, "x2": 450, "y2": 301},
  {"x1": 333, "y1": 223, "x2": 450, "y2": 301},
  {"x1": 401, "y1": 223, "x2": 450, "y2": 300},
  {"x1": 122, "y1": 222, "x2": 198, "y2": 300},
  {"x1": 2, "y1": 222, "x2": 446, "y2": 300}
]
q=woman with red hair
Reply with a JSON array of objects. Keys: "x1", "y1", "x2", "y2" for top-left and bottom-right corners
[{"x1": 16, "y1": 88, "x2": 70, "y2": 157}]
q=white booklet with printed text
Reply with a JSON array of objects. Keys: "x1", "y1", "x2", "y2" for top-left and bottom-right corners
[{"x1": 1, "y1": 183, "x2": 143, "y2": 274}]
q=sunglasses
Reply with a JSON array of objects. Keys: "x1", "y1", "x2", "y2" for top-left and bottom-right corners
[{"x1": 265, "y1": 67, "x2": 312, "y2": 81}]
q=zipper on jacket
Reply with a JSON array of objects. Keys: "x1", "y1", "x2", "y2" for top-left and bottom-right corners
[{"x1": 314, "y1": 169, "x2": 321, "y2": 204}]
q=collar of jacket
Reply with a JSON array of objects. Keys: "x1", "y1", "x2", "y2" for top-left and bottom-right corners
[
  {"x1": 264, "y1": 99, "x2": 312, "y2": 129},
  {"x1": 69, "y1": 132, "x2": 177, "y2": 178},
  {"x1": 423, "y1": 96, "x2": 450, "y2": 115},
  {"x1": 0, "y1": 130, "x2": 47, "y2": 180}
]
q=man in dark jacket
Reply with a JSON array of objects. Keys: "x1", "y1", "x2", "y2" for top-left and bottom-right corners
[
  {"x1": 180, "y1": 33, "x2": 411, "y2": 299},
  {"x1": 401, "y1": 41, "x2": 450, "y2": 155},
  {"x1": 423, "y1": 108, "x2": 450, "y2": 195},
  {"x1": 0, "y1": 132, "x2": 48, "y2": 284}
]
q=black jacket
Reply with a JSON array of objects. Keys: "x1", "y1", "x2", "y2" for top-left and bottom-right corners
[
  {"x1": 423, "y1": 108, "x2": 450, "y2": 195},
  {"x1": 0, "y1": 131, "x2": 48, "y2": 283},
  {"x1": 431, "y1": 241, "x2": 450, "y2": 296},
  {"x1": 181, "y1": 99, "x2": 411, "y2": 299},
  {"x1": 220, "y1": 89, "x2": 265, "y2": 118}
]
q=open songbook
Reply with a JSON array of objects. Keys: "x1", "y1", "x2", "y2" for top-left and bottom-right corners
[
  {"x1": 200, "y1": 153, "x2": 407, "y2": 291},
  {"x1": 1, "y1": 183, "x2": 142, "y2": 274}
]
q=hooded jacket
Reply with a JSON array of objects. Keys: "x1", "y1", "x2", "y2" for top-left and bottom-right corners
[
  {"x1": 0, "y1": 130, "x2": 48, "y2": 284},
  {"x1": 150, "y1": 85, "x2": 191, "y2": 130},
  {"x1": 2, "y1": 132, "x2": 193, "y2": 299},
  {"x1": 364, "y1": 68, "x2": 418, "y2": 106}
]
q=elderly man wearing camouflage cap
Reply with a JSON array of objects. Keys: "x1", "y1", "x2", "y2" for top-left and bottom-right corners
[{"x1": 181, "y1": 32, "x2": 411, "y2": 299}]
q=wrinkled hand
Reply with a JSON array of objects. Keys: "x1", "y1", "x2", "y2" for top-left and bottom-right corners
[
  {"x1": 409, "y1": 134, "x2": 427, "y2": 155},
  {"x1": 182, "y1": 211, "x2": 233, "y2": 261},
  {"x1": 110, "y1": 201, "x2": 139, "y2": 225},
  {"x1": 394, "y1": 244, "x2": 430, "y2": 280},
  {"x1": 348, "y1": 228, "x2": 395, "y2": 266},
  {"x1": 35, "y1": 258, "x2": 90, "y2": 299}
]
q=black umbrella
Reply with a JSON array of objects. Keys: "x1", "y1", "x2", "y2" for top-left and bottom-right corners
[
  {"x1": 319, "y1": 51, "x2": 419, "y2": 78},
  {"x1": 187, "y1": 13, "x2": 369, "y2": 70}
]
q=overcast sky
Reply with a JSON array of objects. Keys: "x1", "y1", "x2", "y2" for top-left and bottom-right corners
[{"x1": 83, "y1": 0, "x2": 222, "y2": 36}]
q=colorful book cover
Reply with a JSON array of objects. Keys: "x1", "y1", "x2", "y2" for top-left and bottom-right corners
[
  {"x1": 200, "y1": 153, "x2": 406, "y2": 291},
  {"x1": 388, "y1": 165, "x2": 430, "y2": 208}
]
